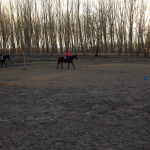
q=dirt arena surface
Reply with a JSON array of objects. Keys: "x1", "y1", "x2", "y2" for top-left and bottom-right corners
[{"x1": 0, "y1": 61, "x2": 150, "y2": 150}]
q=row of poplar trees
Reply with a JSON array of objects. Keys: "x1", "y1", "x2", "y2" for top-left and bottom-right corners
[{"x1": 0, "y1": 0, "x2": 150, "y2": 56}]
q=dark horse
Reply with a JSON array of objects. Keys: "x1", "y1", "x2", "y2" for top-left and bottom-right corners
[
  {"x1": 57, "y1": 54, "x2": 78, "y2": 69},
  {"x1": 0, "y1": 55, "x2": 10, "y2": 68}
]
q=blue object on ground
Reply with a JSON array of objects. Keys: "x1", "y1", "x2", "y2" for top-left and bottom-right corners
[{"x1": 143, "y1": 77, "x2": 147, "y2": 80}]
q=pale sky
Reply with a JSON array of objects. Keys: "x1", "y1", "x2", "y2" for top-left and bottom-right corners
[{"x1": 1, "y1": 0, "x2": 150, "y2": 22}]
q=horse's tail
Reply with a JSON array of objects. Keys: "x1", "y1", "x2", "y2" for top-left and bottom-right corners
[{"x1": 57, "y1": 57, "x2": 60, "y2": 69}]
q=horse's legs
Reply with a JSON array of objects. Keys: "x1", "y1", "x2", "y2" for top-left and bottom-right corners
[
  {"x1": 61, "y1": 62, "x2": 63, "y2": 69},
  {"x1": 57, "y1": 62, "x2": 60, "y2": 69},
  {"x1": 1, "y1": 62, "x2": 3, "y2": 68},
  {"x1": 71, "y1": 62, "x2": 75, "y2": 69},
  {"x1": 68, "y1": 63, "x2": 70, "y2": 69},
  {"x1": 5, "y1": 63, "x2": 7, "y2": 68},
  {"x1": 57, "y1": 59, "x2": 60, "y2": 69}
]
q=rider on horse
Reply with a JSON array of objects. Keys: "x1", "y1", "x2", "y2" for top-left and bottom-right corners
[
  {"x1": 66, "y1": 49, "x2": 70, "y2": 62},
  {"x1": 0, "y1": 51, "x2": 3, "y2": 61}
]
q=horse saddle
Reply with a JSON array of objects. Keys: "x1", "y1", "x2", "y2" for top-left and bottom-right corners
[{"x1": 64, "y1": 56, "x2": 70, "y2": 62}]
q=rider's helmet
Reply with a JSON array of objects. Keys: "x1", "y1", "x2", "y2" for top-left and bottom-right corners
[{"x1": 67, "y1": 49, "x2": 69, "y2": 52}]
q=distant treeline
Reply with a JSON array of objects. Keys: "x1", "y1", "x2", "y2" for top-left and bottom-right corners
[{"x1": 0, "y1": 0, "x2": 150, "y2": 56}]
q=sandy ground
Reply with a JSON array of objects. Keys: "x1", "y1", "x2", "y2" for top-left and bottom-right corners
[{"x1": 0, "y1": 61, "x2": 150, "y2": 150}]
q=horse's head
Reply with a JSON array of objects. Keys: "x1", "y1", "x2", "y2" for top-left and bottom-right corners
[{"x1": 75, "y1": 54, "x2": 78, "y2": 60}]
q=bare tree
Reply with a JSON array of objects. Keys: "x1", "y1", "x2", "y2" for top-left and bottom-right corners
[
  {"x1": 101, "y1": 1, "x2": 108, "y2": 54},
  {"x1": 64, "y1": 1, "x2": 70, "y2": 51},
  {"x1": 48, "y1": 0, "x2": 55, "y2": 54},
  {"x1": 58, "y1": 0, "x2": 63, "y2": 55},
  {"x1": 9, "y1": 0, "x2": 16, "y2": 53},
  {"x1": 115, "y1": 0, "x2": 124, "y2": 55},
  {"x1": 107, "y1": 0, "x2": 115, "y2": 54},
  {"x1": 123, "y1": 0, "x2": 128, "y2": 60},
  {"x1": 78, "y1": 0, "x2": 84, "y2": 54},
  {"x1": 33, "y1": 0, "x2": 41, "y2": 55},
  {"x1": 128, "y1": 0, "x2": 136, "y2": 54},
  {"x1": 0, "y1": 2, "x2": 11, "y2": 53},
  {"x1": 0, "y1": 1, "x2": 2, "y2": 51},
  {"x1": 0, "y1": 0, "x2": 150, "y2": 57},
  {"x1": 43, "y1": 0, "x2": 49, "y2": 53},
  {"x1": 22, "y1": 0, "x2": 34, "y2": 54},
  {"x1": 136, "y1": 0, "x2": 147, "y2": 56},
  {"x1": 70, "y1": 0, "x2": 75, "y2": 53}
]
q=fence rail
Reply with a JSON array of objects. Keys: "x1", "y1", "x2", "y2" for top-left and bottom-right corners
[{"x1": 9, "y1": 53, "x2": 150, "y2": 59}]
